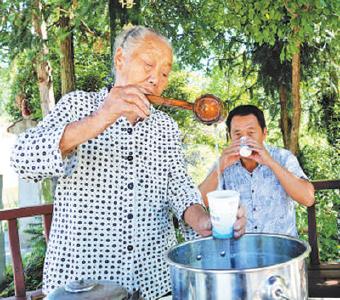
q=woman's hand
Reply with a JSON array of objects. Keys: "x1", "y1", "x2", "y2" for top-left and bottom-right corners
[{"x1": 97, "y1": 85, "x2": 151, "y2": 126}]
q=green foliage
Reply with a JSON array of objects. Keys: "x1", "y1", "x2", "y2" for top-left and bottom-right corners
[
  {"x1": 0, "y1": 0, "x2": 111, "y2": 121},
  {"x1": 143, "y1": 0, "x2": 338, "y2": 69},
  {"x1": 2, "y1": 33, "x2": 112, "y2": 122},
  {"x1": 4, "y1": 51, "x2": 42, "y2": 121},
  {"x1": 296, "y1": 138, "x2": 340, "y2": 262},
  {"x1": 175, "y1": 228, "x2": 185, "y2": 244},
  {"x1": 252, "y1": 42, "x2": 291, "y2": 93},
  {"x1": 0, "y1": 1, "x2": 36, "y2": 60},
  {"x1": 319, "y1": 91, "x2": 340, "y2": 148},
  {"x1": 159, "y1": 68, "x2": 198, "y2": 129},
  {"x1": 224, "y1": 0, "x2": 339, "y2": 60},
  {"x1": 184, "y1": 143, "x2": 217, "y2": 184},
  {"x1": 75, "y1": 46, "x2": 112, "y2": 92},
  {"x1": 0, "y1": 65, "x2": 11, "y2": 115},
  {"x1": 41, "y1": 179, "x2": 54, "y2": 204}
]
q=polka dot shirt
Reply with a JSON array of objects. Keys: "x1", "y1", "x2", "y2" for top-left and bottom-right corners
[{"x1": 10, "y1": 87, "x2": 202, "y2": 299}]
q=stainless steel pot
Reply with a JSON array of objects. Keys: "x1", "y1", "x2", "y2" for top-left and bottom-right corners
[{"x1": 165, "y1": 234, "x2": 311, "y2": 300}]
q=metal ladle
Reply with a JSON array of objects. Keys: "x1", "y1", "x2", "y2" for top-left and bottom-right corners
[{"x1": 146, "y1": 94, "x2": 225, "y2": 125}]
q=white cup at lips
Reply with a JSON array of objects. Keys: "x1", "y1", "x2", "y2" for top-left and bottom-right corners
[{"x1": 239, "y1": 136, "x2": 252, "y2": 157}]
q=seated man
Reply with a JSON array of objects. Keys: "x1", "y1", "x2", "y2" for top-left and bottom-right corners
[{"x1": 199, "y1": 105, "x2": 314, "y2": 236}]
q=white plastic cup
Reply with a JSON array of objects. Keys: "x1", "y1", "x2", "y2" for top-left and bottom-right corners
[
  {"x1": 207, "y1": 190, "x2": 240, "y2": 239},
  {"x1": 239, "y1": 136, "x2": 252, "y2": 157}
]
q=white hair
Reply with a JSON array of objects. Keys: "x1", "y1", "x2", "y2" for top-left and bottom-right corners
[{"x1": 112, "y1": 26, "x2": 172, "y2": 75}]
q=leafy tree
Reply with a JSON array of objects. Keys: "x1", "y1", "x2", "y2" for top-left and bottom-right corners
[
  {"x1": 109, "y1": 0, "x2": 142, "y2": 55},
  {"x1": 142, "y1": 0, "x2": 338, "y2": 154},
  {"x1": 0, "y1": 0, "x2": 55, "y2": 116},
  {"x1": 224, "y1": 0, "x2": 338, "y2": 154}
]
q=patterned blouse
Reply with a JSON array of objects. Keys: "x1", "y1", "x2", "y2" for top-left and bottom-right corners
[
  {"x1": 221, "y1": 144, "x2": 308, "y2": 237},
  {"x1": 11, "y1": 87, "x2": 202, "y2": 299}
]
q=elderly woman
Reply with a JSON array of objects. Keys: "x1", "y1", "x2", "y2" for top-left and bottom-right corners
[{"x1": 11, "y1": 26, "x2": 246, "y2": 299}]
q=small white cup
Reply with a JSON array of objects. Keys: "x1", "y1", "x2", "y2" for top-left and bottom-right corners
[
  {"x1": 239, "y1": 136, "x2": 252, "y2": 157},
  {"x1": 207, "y1": 190, "x2": 240, "y2": 239}
]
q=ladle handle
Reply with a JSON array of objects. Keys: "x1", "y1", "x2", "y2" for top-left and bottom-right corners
[{"x1": 146, "y1": 95, "x2": 193, "y2": 111}]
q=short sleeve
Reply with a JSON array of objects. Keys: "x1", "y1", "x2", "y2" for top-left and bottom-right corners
[{"x1": 284, "y1": 152, "x2": 308, "y2": 180}]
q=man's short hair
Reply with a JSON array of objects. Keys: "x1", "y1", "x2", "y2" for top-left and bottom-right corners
[{"x1": 226, "y1": 105, "x2": 266, "y2": 132}]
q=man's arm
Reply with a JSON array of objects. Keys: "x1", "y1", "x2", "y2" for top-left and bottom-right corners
[
  {"x1": 247, "y1": 139, "x2": 315, "y2": 207},
  {"x1": 267, "y1": 159, "x2": 315, "y2": 206},
  {"x1": 199, "y1": 141, "x2": 241, "y2": 207},
  {"x1": 198, "y1": 167, "x2": 220, "y2": 207}
]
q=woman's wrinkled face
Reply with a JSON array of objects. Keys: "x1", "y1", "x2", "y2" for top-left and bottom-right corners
[{"x1": 114, "y1": 34, "x2": 173, "y2": 96}]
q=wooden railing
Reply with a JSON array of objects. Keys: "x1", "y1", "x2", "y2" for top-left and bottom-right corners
[
  {"x1": 0, "y1": 180, "x2": 339, "y2": 299},
  {"x1": 309, "y1": 179, "x2": 340, "y2": 265},
  {"x1": 308, "y1": 179, "x2": 340, "y2": 298},
  {"x1": 0, "y1": 204, "x2": 53, "y2": 300}
]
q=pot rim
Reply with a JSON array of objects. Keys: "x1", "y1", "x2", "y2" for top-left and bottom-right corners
[{"x1": 165, "y1": 233, "x2": 311, "y2": 274}]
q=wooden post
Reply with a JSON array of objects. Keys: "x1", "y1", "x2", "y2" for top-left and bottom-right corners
[
  {"x1": 8, "y1": 219, "x2": 25, "y2": 297},
  {"x1": 60, "y1": 13, "x2": 76, "y2": 95},
  {"x1": 0, "y1": 175, "x2": 5, "y2": 284}
]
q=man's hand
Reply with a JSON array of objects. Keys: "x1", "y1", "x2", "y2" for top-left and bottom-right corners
[
  {"x1": 97, "y1": 85, "x2": 151, "y2": 126},
  {"x1": 219, "y1": 140, "x2": 241, "y2": 172},
  {"x1": 246, "y1": 138, "x2": 274, "y2": 166},
  {"x1": 233, "y1": 205, "x2": 246, "y2": 238}
]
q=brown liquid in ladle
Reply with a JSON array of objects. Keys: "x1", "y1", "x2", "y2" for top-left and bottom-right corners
[{"x1": 146, "y1": 94, "x2": 225, "y2": 125}]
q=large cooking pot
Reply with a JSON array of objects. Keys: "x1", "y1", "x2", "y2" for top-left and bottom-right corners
[{"x1": 165, "y1": 234, "x2": 311, "y2": 300}]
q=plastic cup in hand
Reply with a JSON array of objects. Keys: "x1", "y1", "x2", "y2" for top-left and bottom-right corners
[
  {"x1": 207, "y1": 190, "x2": 240, "y2": 239},
  {"x1": 239, "y1": 136, "x2": 252, "y2": 157}
]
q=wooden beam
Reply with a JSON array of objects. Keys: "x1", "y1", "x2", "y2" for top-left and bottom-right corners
[
  {"x1": 0, "y1": 204, "x2": 53, "y2": 221},
  {"x1": 312, "y1": 179, "x2": 340, "y2": 191}
]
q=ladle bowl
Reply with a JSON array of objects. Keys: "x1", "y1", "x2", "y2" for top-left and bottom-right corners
[{"x1": 146, "y1": 94, "x2": 225, "y2": 125}]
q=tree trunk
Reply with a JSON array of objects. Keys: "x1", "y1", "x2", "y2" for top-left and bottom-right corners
[
  {"x1": 109, "y1": 0, "x2": 122, "y2": 57},
  {"x1": 32, "y1": 0, "x2": 55, "y2": 117},
  {"x1": 109, "y1": 0, "x2": 141, "y2": 57},
  {"x1": 60, "y1": 14, "x2": 76, "y2": 95},
  {"x1": 36, "y1": 61, "x2": 55, "y2": 116},
  {"x1": 290, "y1": 44, "x2": 301, "y2": 155},
  {"x1": 279, "y1": 84, "x2": 290, "y2": 149}
]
